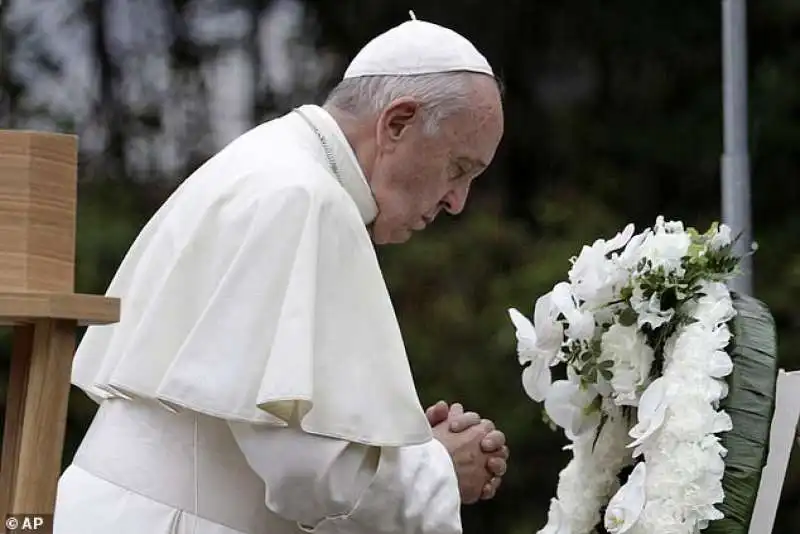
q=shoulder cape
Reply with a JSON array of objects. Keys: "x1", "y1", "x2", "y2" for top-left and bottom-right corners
[{"x1": 72, "y1": 120, "x2": 433, "y2": 448}]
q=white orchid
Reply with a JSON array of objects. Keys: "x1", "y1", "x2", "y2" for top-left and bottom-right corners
[
  {"x1": 545, "y1": 379, "x2": 601, "y2": 439},
  {"x1": 605, "y1": 462, "x2": 647, "y2": 533},
  {"x1": 533, "y1": 292, "x2": 567, "y2": 354},
  {"x1": 615, "y1": 229, "x2": 650, "y2": 271},
  {"x1": 551, "y1": 282, "x2": 596, "y2": 342},
  {"x1": 628, "y1": 377, "x2": 670, "y2": 454},
  {"x1": 569, "y1": 223, "x2": 635, "y2": 307},
  {"x1": 508, "y1": 294, "x2": 564, "y2": 401}
]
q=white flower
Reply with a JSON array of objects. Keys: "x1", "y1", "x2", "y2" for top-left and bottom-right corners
[
  {"x1": 569, "y1": 224, "x2": 635, "y2": 307},
  {"x1": 533, "y1": 292, "x2": 568, "y2": 354},
  {"x1": 538, "y1": 499, "x2": 571, "y2": 534},
  {"x1": 628, "y1": 377, "x2": 670, "y2": 453},
  {"x1": 551, "y1": 282, "x2": 596, "y2": 341},
  {"x1": 669, "y1": 323, "x2": 733, "y2": 381},
  {"x1": 634, "y1": 219, "x2": 691, "y2": 275},
  {"x1": 554, "y1": 458, "x2": 605, "y2": 531},
  {"x1": 605, "y1": 462, "x2": 647, "y2": 533},
  {"x1": 545, "y1": 380, "x2": 601, "y2": 439},
  {"x1": 508, "y1": 305, "x2": 561, "y2": 402},
  {"x1": 658, "y1": 217, "x2": 684, "y2": 234},
  {"x1": 550, "y1": 413, "x2": 633, "y2": 533},
  {"x1": 643, "y1": 443, "x2": 726, "y2": 519},
  {"x1": 601, "y1": 323, "x2": 655, "y2": 406},
  {"x1": 700, "y1": 350, "x2": 733, "y2": 379},
  {"x1": 521, "y1": 356, "x2": 554, "y2": 403},
  {"x1": 589, "y1": 407, "x2": 634, "y2": 466},
  {"x1": 630, "y1": 285, "x2": 674, "y2": 329},
  {"x1": 631, "y1": 501, "x2": 693, "y2": 534},
  {"x1": 708, "y1": 224, "x2": 732, "y2": 251},
  {"x1": 657, "y1": 398, "x2": 732, "y2": 444},
  {"x1": 616, "y1": 230, "x2": 650, "y2": 271},
  {"x1": 514, "y1": 217, "x2": 741, "y2": 534},
  {"x1": 691, "y1": 281, "x2": 735, "y2": 326}
]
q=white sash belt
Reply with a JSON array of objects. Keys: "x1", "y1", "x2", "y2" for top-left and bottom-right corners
[{"x1": 71, "y1": 399, "x2": 296, "y2": 534}]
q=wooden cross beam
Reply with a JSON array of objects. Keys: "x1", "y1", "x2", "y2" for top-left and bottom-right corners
[{"x1": 0, "y1": 131, "x2": 120, "y2": 517}]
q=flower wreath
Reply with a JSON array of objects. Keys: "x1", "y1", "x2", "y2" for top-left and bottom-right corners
[{"x1": 508, "y1": 217, "x2": 778, "y2": 534}]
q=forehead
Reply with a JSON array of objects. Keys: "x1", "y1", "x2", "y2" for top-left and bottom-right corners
[
  {"x1": 443, "y1": 97, "x2": 503, "y2": 165},
  {"x1": 448, "y1": 74, "x2": 502, "y2": 129}
]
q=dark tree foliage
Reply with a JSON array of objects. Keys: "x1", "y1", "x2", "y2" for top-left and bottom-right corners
[{"x1": 0, "y1": 1, "x2": 797, "y2": 532}]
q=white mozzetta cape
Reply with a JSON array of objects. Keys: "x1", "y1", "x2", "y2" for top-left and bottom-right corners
[{"x1": 72, "y1": 105, "x2": 432, "y2": 448}]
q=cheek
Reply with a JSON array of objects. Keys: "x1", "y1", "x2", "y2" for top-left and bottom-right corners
[
  {"x1": 392, "y1": 163, "x2": 440, "y2": 204},
  {"x1": 409, "y1": 154, "x2": 451, "y2": 201},
  {"x1": 374, "y1": 143, "x2": 449, "y2": 219},
  {"x1": 418, "y1": 168, "x2": 452, "y2": 205},
  {"x1": 394, "y1": 172, "x2": 446, "y2": 219}
]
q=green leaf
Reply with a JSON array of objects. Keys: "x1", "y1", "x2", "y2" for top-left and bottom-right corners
[
  {"x1": 619, "y1": 307, "x2": 637, "y2": 327},
  {"x1": 592, "y1": 413, "x2": 608, "y2": 453},
  {"x1": 705, "y1": 292, "x2": 779, "y2": 534},
  {"x1": 620, "y1": 286, "x2": 634, "y2": 301}
]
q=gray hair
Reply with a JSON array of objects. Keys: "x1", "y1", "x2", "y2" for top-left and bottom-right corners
[{"x1": 323, "y1": 72, "x2": 482, "y2": 135}]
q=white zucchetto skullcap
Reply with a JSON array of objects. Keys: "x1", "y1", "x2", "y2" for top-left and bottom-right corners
[{"x1": 343, "y1": 10, "x2": 493, "y2": 79}]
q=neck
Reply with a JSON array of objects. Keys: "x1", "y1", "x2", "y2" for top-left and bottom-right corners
[{"x1": 323, "y1": 106, "x2": 377, "y2": 184}]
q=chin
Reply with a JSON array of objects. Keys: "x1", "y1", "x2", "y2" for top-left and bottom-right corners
[{"x1": 372, "y1": 228, "x2": 414, "y2": 245}]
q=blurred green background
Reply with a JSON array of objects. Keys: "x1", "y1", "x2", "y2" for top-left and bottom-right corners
[{"x1": 1, "y1": 0, "x2": 798, "y2": 532}]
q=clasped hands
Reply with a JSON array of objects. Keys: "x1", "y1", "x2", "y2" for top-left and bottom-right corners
[{"x1": 426, "y1": 401, "x2": 509, "y2": 504}]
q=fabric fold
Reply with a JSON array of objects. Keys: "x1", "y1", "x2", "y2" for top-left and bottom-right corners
[{"x1": 72, "y1": 108, "x2": 432, "y2": 448}]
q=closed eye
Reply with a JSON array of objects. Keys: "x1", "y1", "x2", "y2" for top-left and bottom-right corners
[
  {"x1": 451, "y1": 156, "x2": 486, "y2": 180},
  {"x1": 449, "y1": 164, "x2": 467, "y2": 180}
]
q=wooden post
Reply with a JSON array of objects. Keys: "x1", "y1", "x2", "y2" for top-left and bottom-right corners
[
  {"x1": 0, "y1": 131, "x2": 120, "y2": 517},
  {"x1": 750, "y1": 370, "x2": 800, "y2": 533}
]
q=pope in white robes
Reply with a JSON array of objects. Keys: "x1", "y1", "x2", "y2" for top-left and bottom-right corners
[{"x1": 54, "y1": 14, "x2": 508, "y2": 534}]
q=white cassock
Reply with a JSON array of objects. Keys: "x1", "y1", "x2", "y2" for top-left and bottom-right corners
[{"x1": 53, "y1": 104, "x2": 463, "y2": 534}]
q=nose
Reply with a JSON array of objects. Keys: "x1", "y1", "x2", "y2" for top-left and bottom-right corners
[{"x1": 442, "y1": 182, "x2": 471, "y2": 215}]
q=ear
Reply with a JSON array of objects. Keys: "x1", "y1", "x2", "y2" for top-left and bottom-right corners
[{"x1": 376, "y1": 98, "x2": 420, "y2": 148}]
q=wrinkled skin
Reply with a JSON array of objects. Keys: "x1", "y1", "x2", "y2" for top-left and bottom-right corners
[
  {"x1": 426, "y1": 401, "x2": 509, "y2": 502},
  {"x1": 333, "y1": 73, "x2": 504, "y2": 244}
]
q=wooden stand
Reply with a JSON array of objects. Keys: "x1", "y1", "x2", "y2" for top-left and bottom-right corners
[
  {"x1": 750, "y1": 370, "x2": 800, "y2": 533},
  {"x1": 0, "y1": 131, "x2": 120, "y2": 517}
]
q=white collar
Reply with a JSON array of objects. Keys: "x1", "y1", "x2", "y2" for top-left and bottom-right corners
[{"x1": 293, "y1": 105, "x2": 379, "y2": 225}]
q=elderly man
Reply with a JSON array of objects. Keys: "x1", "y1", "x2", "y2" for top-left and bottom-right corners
[{"x1": 54, "y1": 14, "x2": 507, "y2": 534}]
